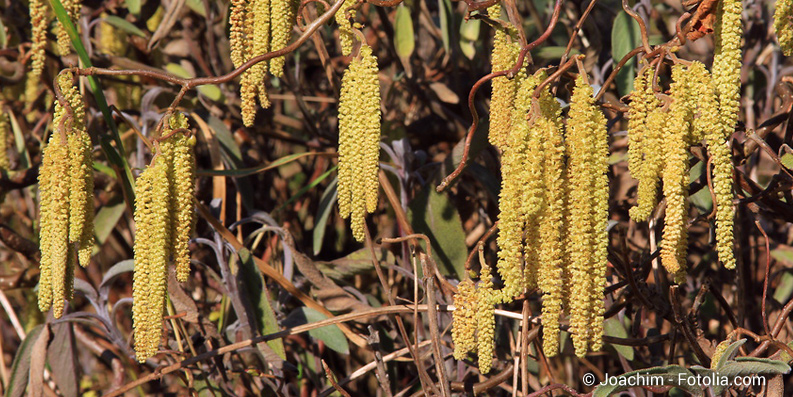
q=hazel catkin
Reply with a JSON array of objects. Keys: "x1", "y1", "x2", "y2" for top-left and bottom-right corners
[
  {"x1": 56, "y1": 0, "x2": 81, "y2": 56},
  {"x1": 0, "y1": 113, "x2": 10, "y2": 171},
  {"x1": 475, "y1": 262, "x2": 496, "y2": 374},
  {"x1": 336, "y1": 0, "x2": 357, "y2": 56},
  {"x1": 132, "y1": 156, "x2": 171, "y2": 362},
  {"x1": 269, "y1": 0, "x2": 296, "y2": 77},
  {"x1": 565, "y1": 76, "x2": 609, "y2": 357},
  {"x1": 452, "y1": 278, "x2": 477, "y2": 360},
  {"x1": 713, "y1": 0, "x2": 742, "y2": 140},
  {"x1": 487, "y1": 4, "x2": 525, "y2": 149},
  {"x1": 776, "y1": 0, "x2": 793, "y2": 56},
  {"x1": 29, "y1": 0, "x2": 48, "y2": 77},
  {"x1": 628, "y1": 67, "x2": 665, "y2": 222},
  {"x1": 337, "y1": 44, "x2": 381, "y2": 242}
]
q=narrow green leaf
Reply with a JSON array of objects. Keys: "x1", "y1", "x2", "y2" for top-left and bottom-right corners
[
  {"x1": 438, "y1": 0, "x2": 452, "y2": 52},
  {"x1": 773, "y1": 271, "x2": 793, "y2": 304},
  {"x1": 459, "y1": 18, "x2": 480, "y2": 59},
  {"x1": 0, "y1": 16, "x2": 6, "y2": 48},
  {"x1": 125, "y1": 0, "x2": 141, "y2": 16},
  {"x1": 313, "y1": 179, "x2": 338, "y2": 255},
  {"x1": 275, "y1": 166, "x2": 336, "y2": 213},
  {"x1": 394, "y1": 5, "x2": 415, "y2": 59},
  {"x1": 186, "y1": 0, "x2": 207, "y2": 17},
  {"x1": 284, "y1": 307, "x2": 350, "y2": 355},
  {"x1": 92, "y1": 196, "x2": 126, "y2": 249},
  {"x1": 407, "y1": 185, "x2": 467, "y2": 279},
  {"x1": 593, "y1": 365, "x2": 705, "y2": 397},
  {"x1": 237, "y1": 248, "x2": 286, "y2": 359},
  {"x1": 6, "y1": 111, "x2": 30, "y2": 169},
  {"x1": 164, "y1": 64, "x2": 222, "y2": 101},
  {"x1": 611, "y1": 12, "x2": 641, "y2": 97},
  {"x1": 103, "y1": 15, "x2": 147, "y2": 38},
  {"x1": 604, "y1": 317, "x2": 635, "y2": 361}
]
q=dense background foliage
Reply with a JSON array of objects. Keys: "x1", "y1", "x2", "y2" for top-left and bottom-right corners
[{"x1": 1, "y1": 0, "x2": 793, "y2": 395}]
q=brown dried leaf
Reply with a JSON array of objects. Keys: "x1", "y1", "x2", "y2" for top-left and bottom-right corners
[{"x1": 686, "y1": 0, "x2": 719, "y2": 41}]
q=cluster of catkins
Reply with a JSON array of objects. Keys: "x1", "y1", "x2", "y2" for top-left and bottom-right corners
[
  {"x1": 337, "y1": 44, "x2": 381, "y2": 242},
  {"x1": 229, "y1": 0, "x2": 298, "y2": 126},
  {"x1": 28, "y1": 0, "x2": 81, "y2": 96},
  {"x1": 454, "y1": 69, "x2": 610, "y2": 367},
  {"x1": 37, "y1": 72, "x2": 95, "y2": 319},
  {"x1": 132, "y1": 113, "x2": 197, "y2": 362},
  {"x1": 629, "y1": 0, "x2": 742, "y2": 280}
]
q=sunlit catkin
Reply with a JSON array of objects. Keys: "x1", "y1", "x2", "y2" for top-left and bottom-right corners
[
  {"x1": 56, "y1": 0, "x2": 81, "y2": 55},
  {"x1": 690, "y1": 62, "x2": 736, "y2": 270},
  {"x1": 0, "y1": 113, "x2": 10, "y2": 170},
  {"x1": 29, "y1": 0, "x2": 48, "y2": 77},
  {"x1": 38, "y1": 131, "x2": 70, "y2": 317},
  {"x1": 628, "y1": 67, "x2": 664, "y2": 221},
  {"x1": 661, "y1": 65, "x2": 694, "y2": 281},
  {"x1": 161, "y1": 114, "x2": 196, "y2": 282},
  {"x1": 536, "y1": 86, "x2": 566, "y2": 357},
  {"x1": 776, "y1": 0, "x2": 793, "y2": 56},
  {"x1": 487, "y1": 4, "x2": 524, "y2": 149},
  {"x1": 566, "y1": 76, "x2": 609, "y2": 357},
  {"x1": 495, "y1": 71, "x2": 545, "y2": 302},
  {"x1": 99, "y1": 14, "x2": 128, "y2": 56},
  {"x1": 270, "y1": 0, "x2": 296, "y2": 77},
  {"x1": 336, "y1": 0, "x2": 357, "y2": 56},
  {"x1": 132, "y1": 157, "x2": 171, "y2": 362},
  {"x1": 230, "y1": 0, "x2": 248, "y2": 68},
  {"x1": 452, "y1": 278, "x2": 477, "y2": 360},
  {"x1": 475, "y1": 262, "x2": 495, "y2": 374},
  {"x1": 713, "y1": 0, "x2": 742, "y2": 140},
  {"x1": 59, "y1": 73, "x2": 95, "y2": 268},
  {"x1": 337, "y1": 44, "x2": 381, "y2": 242}
]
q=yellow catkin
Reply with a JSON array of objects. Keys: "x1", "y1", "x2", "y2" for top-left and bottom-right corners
[
  {"x1": 661, "y1": 65, "x2": 694, "y2": 281},
  {"x1": 161, "y1": 114, "x2": 196, "y2": 282},
  {"x1": 566, "y1": 76, "x2": 609, "y2": 356},
  {"x1": 628, "y1": 67, "x2": 663, "y2": 221},
  {"x1": 337, "y1": 44, "x2": 381, "y2": 242},
  {"x1": 132, "y1": 157, "x2": 171, "y2": 362},
  {"x1": 452, "y1": 278, "x2": 477, "y2": 360},
  {"x1": 475, "y1": 262, "x2": 495, "y2": 374},
  {"x1": 536, "y1": 86, "x2": 566, "y2": 357},
  {"x1": 689, "y1": 62, "x2": 736, "y2": 270},
  {"x1": 230, "y1": 0, "x2": 248, "y2": 69},
  {"x1": 59, "y1": 73, "x2": 95, "y2": 268},
  {"x1": 336, "y1": 0, "x2": 357, "y2": 56},
  {"x1": 495, "y1": 71, "x2": 545, "y2": 302},
  {"x1": 776, "y1": 0, "x2": 793, "y2": 56},
  {"x1": 38, "y1": 131, "x2": 70, "y2": 317},
  {"x1": 56, "y1": 0, "x2": 81, "y2": 56},
  {"x1": 713, "y1": 0, "x2": 742, "y2": 140},
  {"x1": 0, "y1": 113, "x2": 10, "y2": 170},
  {"x1": 270, "y1": 0, "x2": 295, "y2": 77},
  {"x1": 29, "y1": 0, "x2": 49, "y2": 77},
  {"x1": 487, "y1": 4, "x2": 524, "y2": 149},
  {"x1": 99, "y1": 14, "x2": 128, "y2": 56}
]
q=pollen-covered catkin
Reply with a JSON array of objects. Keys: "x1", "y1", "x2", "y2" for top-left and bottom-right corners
[
  {"x1": 536, "y1": 86, "x2": 566, "y2": 357},
  {"x1": 661, "y1": 65, "x2": 695, "y2": 281},
  {"x1": 689, "y1": 62, "x2": 737, "y2": 270},
  {"x1": 337, "y1": 44, "x2": 381, "y2": 242},
  {"x1": 628, "y1": 67, "x2": 664, "y2": 221},
  {"x1": 132, "y1": 156, "x2": 171, "y2": 362},
  {"x1": 270, "y1": 0, "x2": 296, "y2": 77},
  {"x1": 776, "y1": 0, "x2": 793, "y2": 56},
  {"x1": 37, "y1": 131, "x2": 70, "y2": 317},
  {"x1": 565, "y1": 76, "x2": 609, "y2": 357},
  {"x1": 56, "y1": 0, "x2": 81, "y2": 55},
  {"x1": 230, "y1": 0, "x2": 248, "y2": 68},
  {"x1": 336, "y1": 0, "x2": 357, "y2": 56},
  {"x1": 161, "y1": 114, "x2": 196, "y2": 282},
  {"x1": 0, "y1": 113, "x2": 10, "y2": 170},
  {"x1": 713, "y1": 0, "x2": 742, "y2": 140},
  {"x1": 475, "y1": 262, "x2": 495, "y2": 374},
  {"x1": 452, "y1": 278, "x2": 477, "y2": 360},
  {"x1": 29, "y1": 0, "x2": 48, "y2": 77},
  {"x1": 487, "y1": 4, "x2": 524, "y2": 149},
  {"x1": 495, "y1": 70, "x2": 545, "y2": 302}
]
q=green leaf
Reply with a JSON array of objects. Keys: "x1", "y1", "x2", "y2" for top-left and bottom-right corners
[
  {"x1": 712, "y1": 339, "x2": 746, "y2": 370},
  {"x1": 5, "y1": 325, "x2": 44, "y2": 397},
  {"x1": 6, "y1": 111, "x2": 30, "y2": 169},
  {"x1": 103, "y1": 15, "x2": 147, "y2": 38},
  {"x1": 689, "y1": 161, "x2": 712, "y2": 214},
  {"x1": 125, "y1": 0, "x2": 141, "y2": 16},
  {"x1": 611, "y1": 12, "x2": 642, "y2": 97},
  {"x1": 459, "y1": 18, "x2": 480, "y2": 59},
  {"x1": 532, "y1": 46, "x2": 580, "y2": 60},
  {"x1": 604, "y1": 317, "x2": 634, "y2": 360},
  {"x1": 313, "y1": 179, "x2": 337, "y2": 255},
  {"x1": 394, "y1": 5, "x2": 415, "y2": 59},
  {"x1": 712, "y1": 358, "x2": 791, "y2": 395},
  {"x1": 316, "y1": 247, "x2": 395, "y2": 280},
  {"x1": 275, "y1": 166, "x2": 336, "y2": 213},
  {"x1": 92, "y1": 196, "x2": 126, "y2": 252},
  {"x1": 0, "y1": 15, "x2": 6, "y2": 48},
  {"x1": 438, "y1": 0, "x2": 452, "y2": 52},
  {"x1": 186, "y1": 0, "x2": 207, "y2": 17},
  {"x1": 774, "y1": 271, "x2": 793, "y2": 304},
  {"x1": 284, "y1": 307, "x2": 350, "y2": 354},
  {"x1": 164, "y1": 63, "x2": 222, "y2": 101},
  {"x1": 407, "y1": 185, "x2": 467, "y2": 278},
  {"x1": 237, "y1": 248, "x2": 286, "y2": 359}
]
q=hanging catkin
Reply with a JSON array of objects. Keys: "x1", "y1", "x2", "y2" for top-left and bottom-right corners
[
  {"x1": 0, "y1": 113, "x2": 10, "y2": 170},
  {"x1": 565, "y1": 76, "x2": 609, "y2": 357},
  {"x1": 337, "y1": 44, "x2": 381, "y2": 242},
  {"x1": 628, "y1": 67, "x2": 664, "y2": 221},
  {"x1": 132, "y1": 155, "x2": 171, "y2": 362},
  {"x1": 452, "y1": 278, "x2": 477, "y2": 360},
  {"x1": 487, "y1": 4, "x2": 525, "y2": 149},
  {"x1": 475, "y1": 262, "x2": 496, "y2": 374},
  {"x1": 29, "y1": 0, "x2": 48, "y2": 77},
  {"x1": 776, "y1": 0, "x2": 793, "y2": 56},
  {"x1": 336, "y1": 0, "x2": 357, "y2": 56},
  {"x1": 661, "y1": 64, "x2": 695, "y2": 282},
  {"x1": 56, "y1": 0, "x2": 81, "y2": 55},
  {"x1": 270, "y1": 0, "x2": 296, "y2": 76}
]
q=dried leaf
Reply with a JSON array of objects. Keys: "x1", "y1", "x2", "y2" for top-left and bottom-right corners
[{"x1": 28, "y1": 324, "x2": 50, "y2": 397}]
